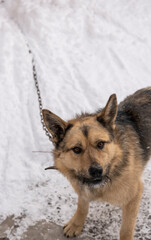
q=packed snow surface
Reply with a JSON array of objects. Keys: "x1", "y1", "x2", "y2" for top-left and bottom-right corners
[{"x1": 0, "y1": 0, "x2": 151, "y2": 239}]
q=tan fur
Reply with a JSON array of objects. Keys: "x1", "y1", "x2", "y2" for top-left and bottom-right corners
[
  {"x1": 54, "y1": 119, "x2": 143, "y2": 239},
  {"x1": 42, "y1": 89, "x2": 151, "y2": 240}
]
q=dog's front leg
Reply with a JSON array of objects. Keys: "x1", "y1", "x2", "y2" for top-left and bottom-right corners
[
  {"x1": 120, "y1": 181, "x2": 143, "y2": 240},
  {"x1": 63, "y1": 196, "x2": 89, "y2": 238}
]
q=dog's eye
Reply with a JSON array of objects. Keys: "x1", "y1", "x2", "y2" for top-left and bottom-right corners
[
  {"x1": 72, "y1": 147, "x2": 82, "y2": 154},
  {"x1": 97, "y1": 141, "x2": 105, "y2": 150}
]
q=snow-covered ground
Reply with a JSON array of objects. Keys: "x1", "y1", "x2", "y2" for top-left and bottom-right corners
[{"x1": 0, "y1": 0, "x2": 151, "y2": 239}]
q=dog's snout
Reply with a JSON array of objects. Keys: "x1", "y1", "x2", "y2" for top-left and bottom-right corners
[{"x1": 88, "y1": 165, "x2": 103, "y2": 178}]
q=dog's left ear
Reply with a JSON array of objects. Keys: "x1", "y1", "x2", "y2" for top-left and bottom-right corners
[
  {"x1": 42, "y1": 109, "x2": 68, "y2": 144},
  {"x1": 97, "y1": 94, "x2": 118, "y2": 129}
]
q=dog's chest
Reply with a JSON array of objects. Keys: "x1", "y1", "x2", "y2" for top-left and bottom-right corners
[{"x1": 81, "y1": 182, "x2": 132, "y2": 206}]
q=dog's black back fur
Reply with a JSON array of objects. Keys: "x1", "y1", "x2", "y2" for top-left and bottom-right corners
[{"x1": 117, "y1": 87, "x2": 151, "y2": 161}]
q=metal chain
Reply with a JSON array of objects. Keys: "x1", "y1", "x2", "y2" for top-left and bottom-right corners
[
  {"x1": 7, "y1": 17, "x2": 52, "y2": 143},
  {"x1": 28, "y1": 46, "x2": 52, "y2": 142}
]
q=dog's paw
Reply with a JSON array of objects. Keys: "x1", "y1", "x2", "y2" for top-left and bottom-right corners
[{"x1": 63, "y1": 219, "x2": 83, "y2": 238}]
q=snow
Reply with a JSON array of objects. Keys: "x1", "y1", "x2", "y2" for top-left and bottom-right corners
[{"x1": 0, "y1": 0, "x2": 151, "y2": 239}]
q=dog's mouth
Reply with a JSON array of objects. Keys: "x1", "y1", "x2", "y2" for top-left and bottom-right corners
[
  {"x1": 69, "y1": 167, "x2": 111, "y2": 187},
  {"x1": 76, "y1": 174, "x2": 111, "y2": 187},
  {"x1": 80, "y1": 177, "x2": 103, "y2": 185}
]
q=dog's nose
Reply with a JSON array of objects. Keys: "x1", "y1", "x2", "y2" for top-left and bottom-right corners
[{"x1": 88, "y1": 165, "x2": 103, "y2": 178}]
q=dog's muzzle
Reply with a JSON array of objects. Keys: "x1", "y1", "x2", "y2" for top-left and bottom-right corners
[{"x1": 76, "y1": 165, "x2": 111, "y2": 187}]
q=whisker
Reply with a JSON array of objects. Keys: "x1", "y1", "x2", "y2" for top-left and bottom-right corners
[
  {"x1": 32, "y1": 151, "x2": 51, "y2": 153},
  {"x1": 45, "y1": 166, "x2": 58, "y2": 170}
]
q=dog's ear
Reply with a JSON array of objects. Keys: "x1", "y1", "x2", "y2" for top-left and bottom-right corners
[
  {"x1": 97, "y1": 94, "x2": 117, "y2": 129},
  {"x1": 42, "y1": 109, "x2": 68, "y2": 144}
]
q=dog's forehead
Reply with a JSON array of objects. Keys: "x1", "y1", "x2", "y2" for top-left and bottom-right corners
[
  {"x1": 67, "y1": 117, "x2": 110, "y2": 142},
  {"x1": 69, "y1": 116, "x2": 96, "y2": 127}
]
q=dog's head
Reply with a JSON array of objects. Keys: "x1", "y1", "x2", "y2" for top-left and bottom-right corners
[{"x1": 42, "y1": 94, "x2": 122, "y2": 191}]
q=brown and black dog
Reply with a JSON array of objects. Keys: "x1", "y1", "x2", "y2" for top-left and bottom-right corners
[{"x1": 42, "y1": 87, "x2": 151, "y2": 240}]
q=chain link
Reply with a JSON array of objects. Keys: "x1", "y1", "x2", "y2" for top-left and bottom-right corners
[{"x1": 28, "y1": 47, "x2": 52, "y2": 142}]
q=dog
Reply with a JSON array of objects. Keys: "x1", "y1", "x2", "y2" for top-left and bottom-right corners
[{"x1": 42, "y1": 87, "x2": 151, "y2": 240}]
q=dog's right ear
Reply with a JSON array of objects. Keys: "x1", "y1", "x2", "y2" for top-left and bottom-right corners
[
  {"x1": 42, "y1": 109, "x2": 68, "y2": 144},
  {"x1": 97, "y1": 94, "x2": 117, "y2": 129}
]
